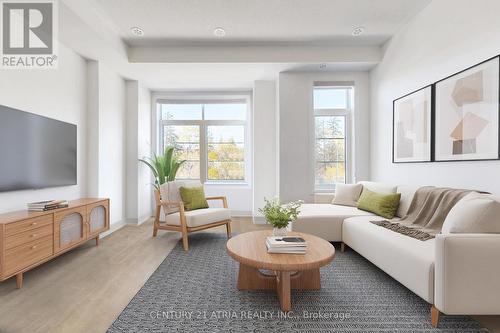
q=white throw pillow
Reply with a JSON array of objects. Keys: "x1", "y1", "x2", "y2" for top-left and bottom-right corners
[
  {"x1": 159, "y1": 181, "x2": 185, "y2": 213},
  {"x1": 442, "y1": 192, "x2": 500, "y2": 234},
  {"x1": 332, "y1": 183, "x2": 363, "y2": 207},
  {"x1": 357, "y1": 181, "x2": 397, "y2": 194}
]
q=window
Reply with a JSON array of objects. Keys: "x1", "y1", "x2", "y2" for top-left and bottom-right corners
[
  {"x1": 159, "y1": 99, "x2": 248, "y2": 183},
  {"x1": 313, "y1": 87, "x2": 353, "y2": 191}
]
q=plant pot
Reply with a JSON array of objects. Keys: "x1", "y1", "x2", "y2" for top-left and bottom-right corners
[{"x1": 272, "y1": 227, "x2": 288, "y2": 237}]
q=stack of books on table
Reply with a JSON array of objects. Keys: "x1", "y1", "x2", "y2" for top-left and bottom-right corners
[
  {"x1": 265, "y1": 236, "x2": 308, "y2": 254},
  {"x1": 27, "y1": 200, "x2": 69, "y2": 212}
]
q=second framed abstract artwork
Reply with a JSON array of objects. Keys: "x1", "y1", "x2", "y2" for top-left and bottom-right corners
[
  {"x1": 434, "y1": 56, "x2": 500, "y2": 161},
  {"x1": 393, "y1": 86, "x2": 433, "y2": 163}
]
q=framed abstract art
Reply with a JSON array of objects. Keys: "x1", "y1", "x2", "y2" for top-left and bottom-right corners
[
  {"x1": 434, "y1": 56, "x2": 500, "y2": 161},
  {"x1": 393, "y1": 85, "x2": 433, "y2": 163}
]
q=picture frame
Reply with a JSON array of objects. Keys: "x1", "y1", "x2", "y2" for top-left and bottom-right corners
[
  {"x1": 434, "y1": 56, "x2": 500, "y2": 162},
  {"x1": 393, "y1": 85, "x2": 433, "y2": 163}
]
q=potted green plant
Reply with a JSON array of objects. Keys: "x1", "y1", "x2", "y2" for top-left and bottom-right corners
[
  {"x1": 139, "y1": 146, "x2": 186, "y2": 204},
  {"x1": 259, "y1": 198, "x2": 303, "y2": 236}
]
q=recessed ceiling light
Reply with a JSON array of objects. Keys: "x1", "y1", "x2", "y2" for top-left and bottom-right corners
[
  {"x1": 130, "y1": 26, "x2": 144, "y2": 37},
  {"x1": 213, "y1": 27, "x2": 226, "y2": 38},
  {"x1": 319, "y1": 63, "x2": 327, "y2": 69},
  {"x1": 352, "y1": 26, "x2": 365, "y2": 36}
]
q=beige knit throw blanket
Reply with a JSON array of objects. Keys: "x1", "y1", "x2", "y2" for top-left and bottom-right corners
[{"x1": 371, "y1": 186, "x2": 471, "y2": 241}]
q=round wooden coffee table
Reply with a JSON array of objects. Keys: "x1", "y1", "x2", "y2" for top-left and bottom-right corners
[{"x1": 226, "y1": 230, "x2": 335, "y2": 311}]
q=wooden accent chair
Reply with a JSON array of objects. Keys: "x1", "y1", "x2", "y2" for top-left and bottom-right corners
[{"x1": 153, "y1": 189, "x2": 232, "y2": 251}]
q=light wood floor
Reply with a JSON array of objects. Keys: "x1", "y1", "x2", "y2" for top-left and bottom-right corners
[{"x1": 0, "y1": 217, "x2": 498, "y2": 333}]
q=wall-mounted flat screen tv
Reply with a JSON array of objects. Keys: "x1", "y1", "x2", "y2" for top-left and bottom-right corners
[{"x1": 0, "y1": 104, "x2": 77, "y2": 192}]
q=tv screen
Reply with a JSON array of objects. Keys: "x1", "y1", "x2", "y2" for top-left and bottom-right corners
[{"x1": 0, "y1": 104, "x2": 77, "y2": 192}]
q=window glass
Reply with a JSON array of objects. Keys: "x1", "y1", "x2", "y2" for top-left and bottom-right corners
[
  {"x1": 207, "y1": 125, "x2": 245, "y2": 180},
  {"x1": 204, "y1": 103, "x2": 247, "y2": 120},
  {"x1": 162, "y1": 104, "x2": 202, "y2": 120},
  {"x1": 164, "y1": 125, "x2": 200, "y2": 179},
  {"x1": 314, "y1": 115, "x2": 346, "y2": 189}
]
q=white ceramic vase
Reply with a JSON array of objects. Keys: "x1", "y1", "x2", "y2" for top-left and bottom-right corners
[{"x1": 272, "y1": 226, "x2": 288, "y2": 237}]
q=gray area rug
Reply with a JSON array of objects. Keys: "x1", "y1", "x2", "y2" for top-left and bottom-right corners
[{"x1": 108, "y1": 233, "x2": 488, "y2": 332}]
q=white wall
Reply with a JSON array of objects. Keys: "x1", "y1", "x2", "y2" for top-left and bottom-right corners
[
  {"x1": 87, "y1": 61, "x2": 129, "y2": 226},
  {"x1": 87, "y1": 60, "x2": 100, "y2": 197},
  {"x1": 126, "y1": 81, "x2": 152, "y2": 224},
  {"x1": 125, "y1": 81, "x2": 139, "y2": 221},
  {"x1": 370, "y1": 0, "x2": 500, "y2": 194},
  {"x1": 0, "y1": 44, "x2": 87, "y2": 214},
  {"x1": 137, "y1": 85, "x2": 153, "y2": 221},
  {"x1": 98, "y1": 65, "x2": 127, "y2": 226},
  {"x1": 279, "y1": 71, "x2": 371, "y2": 202},
  {"x1": 253, "y1": 80, "x2": 278, "y2": 216}
]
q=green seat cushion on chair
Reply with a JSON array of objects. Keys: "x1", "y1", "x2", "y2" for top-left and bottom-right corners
[
  {"x1": 357, "y1": 188, "x2": 401, "y2": 219},
  {"x1": 179, "y1": 186, "x2": 209, "y2": 211}
]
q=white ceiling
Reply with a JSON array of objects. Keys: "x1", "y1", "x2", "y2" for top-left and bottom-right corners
[
  {"x1": 60, "y1": 0, "x2": 431, "y2": 90},
  {"x1": 94, "y1": 0, "x2": 430, "y2": 46}
]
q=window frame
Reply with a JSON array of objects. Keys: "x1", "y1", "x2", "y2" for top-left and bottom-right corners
[
  {"x1": 156, "y1": 95, "x2": 251, "y2": 185},
  {"x1": 313, "y1": 86, "x2": 353, "y2": 192}
]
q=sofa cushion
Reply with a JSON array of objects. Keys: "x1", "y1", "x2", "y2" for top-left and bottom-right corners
[
  {"x1": 442, "y1": 192, "x2": 500, "y2": 234},
  {"x1": 332, "y1": 183, "x2": 363, "y2": 207},
  {"x1": 342, "y1": 216, "x2": 435, "y2": 303},
  {"x1": 358, "y1": 181, "x2": 397, "y2": 194},
  {"x1": 396, "y1": 185, "x2": 419, "y2": 218},
  {"x1": 357, "y1": 188, "x2": 401, "y2": 219},
  {"x1": 314, "y1": 193, "x2": 335, "y2": 204},
  {"x1": 165, "y1": 208, "x2": 231, "y2": 228},
  {"x1": 291, "y1": 204, "x2": 375, "y2": 241}
]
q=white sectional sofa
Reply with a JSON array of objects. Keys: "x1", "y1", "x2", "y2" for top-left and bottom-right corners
[{"x1": 291, "y1": 181, "x2": 500, "y2": 327}]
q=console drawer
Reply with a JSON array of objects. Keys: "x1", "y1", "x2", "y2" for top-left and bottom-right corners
[
  {"x1": 5, "y1": 215, "x2": 53, "y2": 236},
  {"x1": 4, "y1": 235, "x2": 53, "y2": 276},
  {"x1": 5, "y1": 224, "x2": 53, "y2": 250}
]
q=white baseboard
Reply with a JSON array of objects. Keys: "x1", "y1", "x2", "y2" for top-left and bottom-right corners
[
  {"x1": 252, "y1": 216, "x2": 268, "y2": 225},
  {"x1": 100, "y1": 220, "x2": 128, "y2": 238},
  {"x1": 231, "y1": 210, "x2": 252, "y2": 217},
  {"x1": 99, "y1": 215, "x2": 152, "y2": 239},
  {"x1": 137, "y1": 215, "x2": 153, "y2": 225}
]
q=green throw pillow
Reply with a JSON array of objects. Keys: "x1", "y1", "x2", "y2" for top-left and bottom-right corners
[
  {"x1": 357, "y1": 188, "x2": 401, "y2": 219},
  {"x1": 179, "y1": 186, "x2": 209, "y2": 211}
]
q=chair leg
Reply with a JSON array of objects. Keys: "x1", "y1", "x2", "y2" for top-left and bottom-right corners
[
  {"x1": 341, "y1": 242, "x2": 346, "y2": 252},
  {"x1": 431, "y1": 305, "x2": 440, "y2": 328},
  {"x1": 181, "y1": 229, "x2": 189, "y2": 251},
  {"x1": 226, "y1": 220, "x2": 232, "y2": 238},
  {"x1": 153, "y1": 205, "x2": 160, "y2": 237}
]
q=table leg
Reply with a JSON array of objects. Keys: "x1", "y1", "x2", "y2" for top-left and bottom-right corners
[
  {"x1": 277, "y1": 271, "x2": 291, "y2": 311},
  {"x1": 236, "y1": 264, "x2": 321, "y2": 312},
  {"x1": 290, "y1": 269, "x2": 321, "y2": 290},
  {"x1": 237, "y1": 264, "x2": 276, "y2": 290}
]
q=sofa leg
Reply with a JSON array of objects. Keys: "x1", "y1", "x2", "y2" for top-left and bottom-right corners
[
  {"x1": 431, "y1": 305, "x2": 440, "y2": 328},
  {"x1": 341, "y1": 242, "x2": 346, "y2": 252}
]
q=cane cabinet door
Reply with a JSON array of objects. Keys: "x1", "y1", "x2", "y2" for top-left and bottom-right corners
[
  {"x1": 87, "y1": 200, "x2": 109, "y2": 238},
  {"x1": 54, "y1": 207, "x2": 87, "y2": 253}
]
